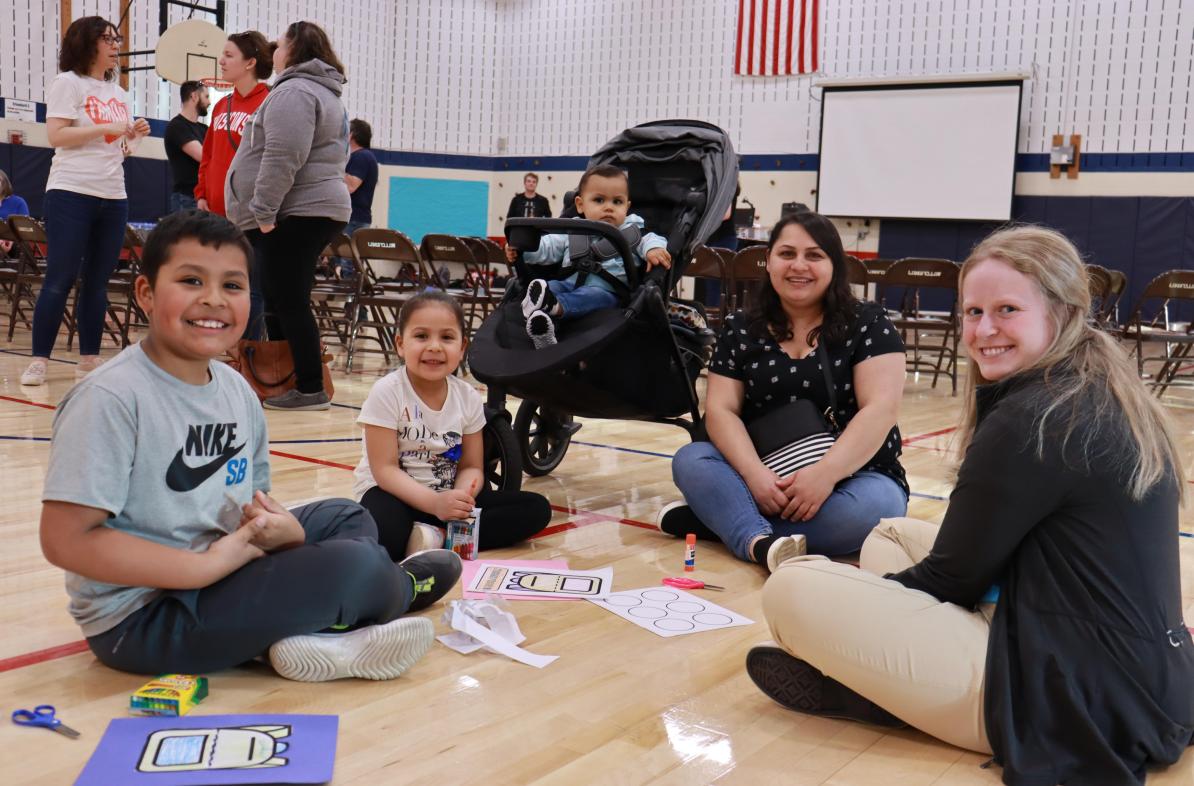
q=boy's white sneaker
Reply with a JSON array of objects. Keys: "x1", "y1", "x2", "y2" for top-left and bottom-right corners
[
  {"x1": 268, "y1": 616, "x2": 434, "y2": 682},
  {"x1": 527, "y1": 310, "x2": 557, "y2": 348},
  {"x1": 19, "y1": 359, "x2": 47, "y2": 386},
  {"x1": 521, "y1": 278, "x2": 550, "y2": 318}
]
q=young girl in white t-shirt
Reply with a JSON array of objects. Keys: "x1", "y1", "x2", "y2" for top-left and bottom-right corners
[
  {"x1": 21, "y1": 16, "x2": 152, "y2": 388},
  {"x1": 354, "y1": 291, "x2": 552, "y2": 557}
]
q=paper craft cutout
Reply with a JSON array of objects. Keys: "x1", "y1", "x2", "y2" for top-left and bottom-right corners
[
  {"x1": 588, "y1": 587, "x2": 755, "y2": 638},
  {"x1": 74, "y1": 714, "x2": 337, "y2": 785},
  {"x1": 468, "y1": 565, "x2": 612, "y2": 599},
  {"x1": 461, "y1": 559, "x2": 570, "y2": 600},
  {"x1": 437, "y1": 598, "x2": 558, "y2": 668}
]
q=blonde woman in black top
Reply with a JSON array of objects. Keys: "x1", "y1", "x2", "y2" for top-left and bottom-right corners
[{"x1": 753, "y1": 225, "x2": 1192, "y2": 785}]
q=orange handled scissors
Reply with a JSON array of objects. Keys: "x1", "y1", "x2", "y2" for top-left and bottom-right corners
[{"x1": 662, "y1": 577, "x2": 725, "y2": 591}]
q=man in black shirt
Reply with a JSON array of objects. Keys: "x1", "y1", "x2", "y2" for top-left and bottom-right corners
[
  {"x1": 164, "y1": 81, "x2": 209, "y2": 214},
  {"x1": 506, "y1": 172, "x2": 551, "y2": 220},
  {"x1": 336, "y1": 118, "x2": 380, "y2": 276}
]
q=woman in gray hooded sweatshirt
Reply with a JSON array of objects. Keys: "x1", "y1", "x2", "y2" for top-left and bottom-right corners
[{"x1": 225, "y1": 21, "x2": 350, "y2": 411}]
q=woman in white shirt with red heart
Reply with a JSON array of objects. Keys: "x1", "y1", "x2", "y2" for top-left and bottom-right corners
[{"x1": 20, "y1": 16, "x2": 151, "y2": 387}]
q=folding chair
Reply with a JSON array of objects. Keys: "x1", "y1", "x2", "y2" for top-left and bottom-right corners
[
  {"x1": 310, "y1": 234, "x2": 361, "y2": 349},
  {"x1": 881, "y1": 257, "x2": 961, "y2": 394},
  {"x1": 7, "y1": 215, "x2": 56, "y2": 342},
  {"x1": 1100, "y1": 269, "x2": 1128, "y2": 327},
  {"x1": 729, "y1": 245, "x2": 768, "y2": 311},
  {"x1": 345, "y1": 229, "x2": 424, "y2": 370},
  {"x1": 685, "y1": 245, "x2": 731, "y2": 328},
  {"x1": 420, "y1": 234, "x2": 492, "y2": 338},
  {"x1": 1120, "y1": 269, "x2": 1194, "y2": 397}
]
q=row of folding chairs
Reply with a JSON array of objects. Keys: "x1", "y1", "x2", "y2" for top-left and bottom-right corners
[
  {"x1": 0, "y1": 215, "x2": 147, "y2": 350},
  {"x1": 310, "y1": 229, "x2": 512, "y2": 371}
]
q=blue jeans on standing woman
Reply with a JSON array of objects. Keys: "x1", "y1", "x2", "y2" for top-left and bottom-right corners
[
  {"x1": 33, "y1": 190, "x2": 129, "y2": 357},
  {"x1": 671, "y1": 441, "x2": 908, "y2": 560}
]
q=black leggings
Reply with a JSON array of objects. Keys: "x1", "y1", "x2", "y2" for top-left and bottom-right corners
[
  {"x1": 360, "y1": 486, "x2": 552, "y2": 560},
  {"x1": 87, "y1": 499, "x2": 412, "y2": 675},
  {"x1": 246, "y1": 216, "x2": 345, "y2": 393}
]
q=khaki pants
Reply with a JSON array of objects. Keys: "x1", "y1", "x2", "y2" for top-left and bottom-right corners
[{"x1": 761, "y1": 517, "x2": 993, "y2": 753}]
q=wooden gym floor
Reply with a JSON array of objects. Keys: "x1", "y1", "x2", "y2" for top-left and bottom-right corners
[{"x1": 3, "y1": 333, "x2": 1194, "y2": 785}]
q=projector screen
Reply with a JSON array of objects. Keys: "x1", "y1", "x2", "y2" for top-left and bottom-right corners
[{"x1": 816, "y1": 81, "x2": 1022, "y2": 222}]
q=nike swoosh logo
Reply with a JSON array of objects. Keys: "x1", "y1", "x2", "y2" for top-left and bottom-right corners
[{"x1": 165, "y1": 442, "x2": 246, "y2": 492}]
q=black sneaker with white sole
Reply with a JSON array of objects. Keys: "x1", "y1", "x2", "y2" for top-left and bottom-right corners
[
  {"x1": 745, "y1": 643, "x2": 907, "y2": 727},
  {"x1": 521, "y1": 278, "x2": 557, "y2": 318},
  {"x1": 399, "y1": 548, "x2": 463, "y2": 612},
  {"x1": 526, "y1": 310, "x2": 558, "y2": 348}
]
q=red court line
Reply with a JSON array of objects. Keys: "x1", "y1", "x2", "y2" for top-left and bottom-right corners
[
  {"x1": 902, "y1": 426, "x2": 956, "y2": 446},
  {"x1": 0, "y1": 640, "x2": 89, "y2": 673},
  {"x1": 0, "y1": 394, "x2": 57, "y2": 411},
  {"x1": 268, "y1": 449, "x2": 354, "y2": 471}
]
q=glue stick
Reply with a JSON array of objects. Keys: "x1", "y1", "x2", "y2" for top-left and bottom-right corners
[{"x1": 684, "y1": 534, "x2": 696, "y2": 572}]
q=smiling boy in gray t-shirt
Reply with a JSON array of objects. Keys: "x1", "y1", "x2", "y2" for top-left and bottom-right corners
[{"x1": 39, "y1": 210, "x2": 461, "y2": 681}]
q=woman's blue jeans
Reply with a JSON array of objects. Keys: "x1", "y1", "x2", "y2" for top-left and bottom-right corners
[
  {"x1": 671, "y1": 441, "x2": 908, "y2": 560},
  {"x1": 33, "y1": 189, "x2": 128, "y2": 357}
]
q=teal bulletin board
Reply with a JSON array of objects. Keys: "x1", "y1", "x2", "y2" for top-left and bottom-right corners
[{"x1": 387, "y1": 177, "x2": 489, "y2": 242}]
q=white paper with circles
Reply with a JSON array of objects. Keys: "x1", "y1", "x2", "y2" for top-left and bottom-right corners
[{"x1": 588, "y1": 587, "x2": 754, "y2": 638}]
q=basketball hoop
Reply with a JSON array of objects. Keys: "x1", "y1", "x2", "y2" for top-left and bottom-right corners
[{"x1": 199, "y1": 77, "x2": 234, "y2": 91}]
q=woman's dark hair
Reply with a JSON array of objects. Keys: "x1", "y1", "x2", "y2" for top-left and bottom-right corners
[
  {"x1": 747, "y1": 211, "x2": 858, "y2": 348},
  {"x1": 141, "y1": 210, "x2": 252, "y2": 284},
  {"x1": 577, "y1": 163, "x2": 627, "y2": 194},
  {"x1": 349, "y1": 118, "x2": 372, "y2": 148},
  {"x1": 59, "y1": 16, "x2": 117, "y2": 80},
  {"x1": 398, "y1": 290, "x2": 466, "y2": 335},
  {"x1": 227, "y1": 30, "x2": 273, "y2": 80},
  {"x1": 280, "y1": 21, "x2": 346, "y2": 79}
]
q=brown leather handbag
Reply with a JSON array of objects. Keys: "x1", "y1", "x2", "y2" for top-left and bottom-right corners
[{"x1": 226, "y1": 337, "x2": 335, "y2": 402}]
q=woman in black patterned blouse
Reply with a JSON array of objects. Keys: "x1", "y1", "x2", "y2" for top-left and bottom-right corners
[{"x1": 660, "y1": 211, "x2": 909, "y2": 570}]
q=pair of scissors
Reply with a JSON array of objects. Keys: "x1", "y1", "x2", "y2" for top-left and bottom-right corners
[
  {"x1": 11, "y1": 705, "x2": 80, "y2": 738},
  {"x1": 663, "y1": 577, "x2": 725, "y2": 591}
]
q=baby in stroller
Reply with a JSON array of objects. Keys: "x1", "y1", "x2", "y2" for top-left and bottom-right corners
[{"x1": 505, "y1": 164, "x2": 673, "y2": 348}]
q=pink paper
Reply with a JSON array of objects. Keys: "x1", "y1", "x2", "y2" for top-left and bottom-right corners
[{"x1": 461, "y1": 559, "x2": 571, "y2": 600}]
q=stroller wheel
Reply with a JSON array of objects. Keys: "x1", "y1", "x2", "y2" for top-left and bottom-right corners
[
  {"x1": 514, "y1": 401, "x2": 578, "y2": 477},
  {"x1": 483, "y1": 415, "x2": 523, "y2": 492}
]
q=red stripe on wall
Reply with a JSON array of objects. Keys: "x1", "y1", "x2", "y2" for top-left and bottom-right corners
[
  {"x1": 785, "y1": 0, "x2": 795, "y2": 74},
  {"x1": 747, "y1": 0, "x2": 757, "y2": 75},
  {"x1": 797, "y1": 0, "x2": 807, "y2": 74},
  {"x1": 734, "y1": 0, "x2": 745, "y2": 74},
  {"x1": 772, "y1": 0, "x2": 781, "y2": 74},
  {"x1": 811, "y1": 0, "x2": 819, "y2": 72}
]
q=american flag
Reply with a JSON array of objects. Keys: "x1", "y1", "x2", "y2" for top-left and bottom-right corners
[{"x1": 734, "y1": 0, "x2": 820, "y2": 76}]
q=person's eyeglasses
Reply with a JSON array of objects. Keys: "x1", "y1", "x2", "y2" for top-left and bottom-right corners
[{"x1": 100, "y1": 34, "x2": 124, "y2": 45}]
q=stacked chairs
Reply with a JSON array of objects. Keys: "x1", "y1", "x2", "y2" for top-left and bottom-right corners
[
  {"x1": 729, "y1": 245, "x2": 768, "y2": 311},
  {"x1": 101, "y1": 225, "x2": 149, "y2": 348},
  {"x1": 881, "y1": 257, "x2": 961, "y2": 394},
  {"x1": 311, "y1": 233, "x2": 362, "y2": 349},
  {"x1": 0, "y1": 219, "x2": 27, "y2": 335},
  {"x1": 6, "y1": 215, "x2": 55, "y2": 342},
  {"x1": 1120, "y1": 270, "x2": 1194, "y2": 397},
  {"x1": 344, "y1": 228, "x2": 424, "y2": 371},
  {"x1": 685, "y1": 245, "x2": 732, "y2": 329},
  {"x1": 420, "y1": 234, "x2": 495, "y2": 339}
]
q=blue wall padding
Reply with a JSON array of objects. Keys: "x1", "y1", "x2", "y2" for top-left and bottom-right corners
[{"x1": 387, "y1": 176, "x2": 488, "y2": 242}]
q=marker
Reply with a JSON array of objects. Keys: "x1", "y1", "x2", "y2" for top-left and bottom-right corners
[{"x1": 684, "y1": 534, "x2": 696, "y2": 572}]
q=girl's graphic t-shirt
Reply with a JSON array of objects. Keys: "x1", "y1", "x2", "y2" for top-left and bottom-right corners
[
  {"x1": 45, "y1": 71, "x2": 132, "y2": 200},
  {"x1": 352, "y1": 366, "x2": 486, "y2": 499}
]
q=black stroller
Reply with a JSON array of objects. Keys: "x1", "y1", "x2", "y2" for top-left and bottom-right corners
[{"x1": 471, "y1": 120, "x2": 738, "y2": 489}]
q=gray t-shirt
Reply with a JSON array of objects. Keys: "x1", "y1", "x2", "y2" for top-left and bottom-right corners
[{"x1": 42, "y1": 343, "x2": 270, "y2": 637}]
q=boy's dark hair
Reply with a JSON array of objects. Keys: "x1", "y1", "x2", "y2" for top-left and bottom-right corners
[
  {"x1": 60, "y1": 16, "x2": 118, "y2": 80},
  {"x1": 349, "y1": 118, "x2": 372, "y2": 148},
  {"x1": 180, "y1": 80, "x2": 204, "y2": 104},
  {"x1": 227, "y1": 31, "x2": 273, "y2": 80},
  {"x1": 281, "y1": 21, "x2": 346, "y2": 79},
  {"x1": 397, "y1": 290, "x2": 466, "y2": 335},
  {"x1": 577, "y1": 164, "x2": 627, "y2": 195},
  {"x1": 141, "y1": 211, "x2": 253, "y2": 284}
]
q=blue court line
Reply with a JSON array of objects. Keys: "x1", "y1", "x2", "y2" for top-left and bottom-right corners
[
  {"x1": 330, "y1": 402, "x2": 363, "y2": 411},
  {"x1": 0, "y1": 349, "x2": 77, "y2": 365},
  {"x1": 271, "y1": 438, "x2": 360, "y2": 444},
  {"x1": 0, "y1": 435, "x2": 50, "y2": 441}
]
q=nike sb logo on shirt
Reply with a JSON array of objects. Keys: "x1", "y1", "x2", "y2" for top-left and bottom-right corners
[{"x1": 165, "y1": 422, "x2": 246, "y2": 493}]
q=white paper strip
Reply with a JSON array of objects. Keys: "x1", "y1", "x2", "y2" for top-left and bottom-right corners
[{"x1": 436, "y1": 599, "x2": 558, "y2": 669}]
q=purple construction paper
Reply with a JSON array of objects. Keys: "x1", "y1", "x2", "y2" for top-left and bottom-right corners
[{"x1": 74, "y1": 714, "x2": 337, "y2": 786}]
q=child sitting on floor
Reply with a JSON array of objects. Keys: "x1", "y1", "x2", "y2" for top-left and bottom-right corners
[
  {"x1": 39, "y1": 210, "x2": 461, "y2": 682},
  {"x1": 505, "y1": 163, "x2": 672, "y2": 348},
  {"x1": 354, "y1": 290, "x2": 552, "y2": 556}
]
